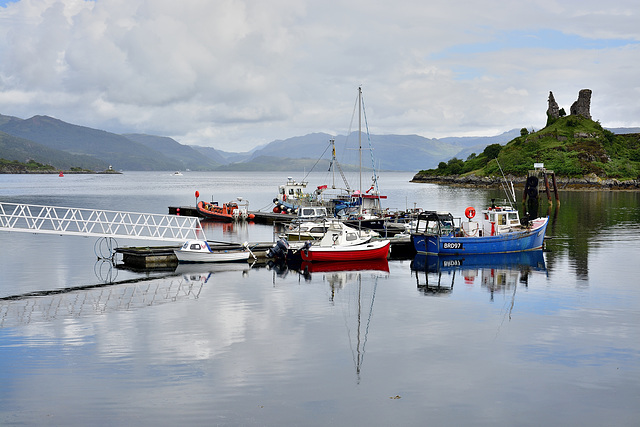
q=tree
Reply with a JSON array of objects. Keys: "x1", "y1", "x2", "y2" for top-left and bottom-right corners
[
  {"x1": 520, "y1": 128, "x2": 529, "y2": 136},
  {"x1": 482, "y1": 143, "x2": 502, "y2": 159}
]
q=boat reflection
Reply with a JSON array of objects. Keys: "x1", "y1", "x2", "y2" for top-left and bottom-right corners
[
  {"x1": 410, "y1": 251, "x2": 546, "y2": 297},
  {"x1": 300, "y1": 259, "x2": 390, "y2": 274},
  {"x1": 173, "y1": 261, "x2": 255, "y2": 276},
  {"x1": 266, "y1": 257, "x2": 390, "y2": 280}
]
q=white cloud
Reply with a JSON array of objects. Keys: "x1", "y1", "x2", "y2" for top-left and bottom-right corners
[{"x1": 1, "y1": 0, "x2": 639, "y2": 151}]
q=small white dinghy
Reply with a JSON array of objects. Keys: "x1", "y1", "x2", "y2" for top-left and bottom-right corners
[{"x1": 174, "y1": 240, "x2": 254, "y2": 263}]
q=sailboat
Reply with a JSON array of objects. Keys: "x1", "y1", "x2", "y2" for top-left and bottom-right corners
[{"x1": 339, "y1": 87, "x2": 405, "y2": 237}]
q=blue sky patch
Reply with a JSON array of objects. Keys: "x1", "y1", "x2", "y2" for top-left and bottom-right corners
[{"x1": 431, "y1": 28, "x2": 638, "y2": 60}]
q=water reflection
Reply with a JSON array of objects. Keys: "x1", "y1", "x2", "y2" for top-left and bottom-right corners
[
  {"x1": 411, "y1": 251, "x2": 547, "y2": 299},
  {"x1": 0, "y1": 260, "x2": 261, "y2": 329},
  {"x1": 0, "y1": 275, "x2": 203, "y2": 329}
]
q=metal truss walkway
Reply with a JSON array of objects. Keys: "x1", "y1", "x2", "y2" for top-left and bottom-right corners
[{"x1": 0, "y1": 202, "x2": 205, "y2": 242}]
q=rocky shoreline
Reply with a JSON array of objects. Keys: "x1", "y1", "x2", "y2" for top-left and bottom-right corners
[{"x1": 411, "y1": 173, "x2": 640, "y2": 190}]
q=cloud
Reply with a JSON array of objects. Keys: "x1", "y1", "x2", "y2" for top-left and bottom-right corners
[{"x1": 1, "y1": 0, "x2": 639, "y2": 151}]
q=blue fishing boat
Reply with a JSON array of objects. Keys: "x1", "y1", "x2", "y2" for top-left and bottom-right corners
[{"x1": 411, "y1": 203, "x2": 548, "y2": 255}]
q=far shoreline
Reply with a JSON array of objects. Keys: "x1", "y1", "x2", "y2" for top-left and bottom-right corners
[{"x1": 0, "y1": 170, "x2": 122, "y2": 175}]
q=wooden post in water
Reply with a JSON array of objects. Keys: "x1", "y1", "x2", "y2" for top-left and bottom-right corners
[
  {"x1": 529, "y1": 163, "x2": 558, "y2": 208},
  {"x1": 551, "y1": 172, "x2": 560, "y2": 205},
  {"x1": 542, "y1": 172, "x2": 552, "y2": 205}
]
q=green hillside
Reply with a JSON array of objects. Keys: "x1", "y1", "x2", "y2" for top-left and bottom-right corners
[
  {"x1": 415, "y1": 116, "x2": 640, "y2": 180},
  {"x1": 0, "y1": 130, "x2": 108, "y2": 170}
]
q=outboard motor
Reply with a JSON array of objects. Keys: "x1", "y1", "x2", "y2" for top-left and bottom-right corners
[{"x1": 267, "y1": 238, "x2": 290, "y2": 259}]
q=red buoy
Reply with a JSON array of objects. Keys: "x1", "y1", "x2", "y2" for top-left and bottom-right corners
[{"x1": 195, "y1": 190, "x2": 200, "y2": 198}]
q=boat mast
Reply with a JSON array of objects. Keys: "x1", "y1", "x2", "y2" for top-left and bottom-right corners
[{"x1": 358, "y1": 86, "x2": 363, "y2": 216}]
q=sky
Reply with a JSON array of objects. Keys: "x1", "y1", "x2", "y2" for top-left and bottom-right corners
[{"x1": 0, "y1": 0, "x2": 639, "y2": 152}]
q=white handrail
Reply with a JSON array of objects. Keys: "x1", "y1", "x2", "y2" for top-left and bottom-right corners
[{"x1": 0, "y1": 202, "x2": 205, "y2": 242}]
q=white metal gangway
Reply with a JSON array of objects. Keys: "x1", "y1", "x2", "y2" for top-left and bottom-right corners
[{"x1": 0, "y1": 202, "x2": 205, "y2": 242}]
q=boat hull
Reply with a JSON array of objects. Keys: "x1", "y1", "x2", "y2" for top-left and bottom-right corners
[
  {"x1": 174, "y1": 249, "x2": 250, "y2": 263},
  {"x1": 412, "y1": 217, "x2": 548, "y2": 255},
  {"x1": 300, "y1": 240, "x2": 390, "y2": 262},
  {"x1": 197, "y1": 201, "x2": 235, "y2": 222}
]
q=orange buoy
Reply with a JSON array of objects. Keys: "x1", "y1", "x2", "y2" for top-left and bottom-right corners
[{"x1": 464, "y1": 206, "x2": 476, "y2": 219}]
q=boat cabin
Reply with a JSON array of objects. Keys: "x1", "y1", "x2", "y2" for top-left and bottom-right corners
[
  {"x1": 414, "y1": 211, "x2": 458, "y2": 236},
  {"x1": 297, "y1": 206, "x2": 328, "y2": 221},
  {"x1": 350, "y1": 191, "x2": 387, "y2": 215},
  {"x1": 414, "y1": 206, "x2": 524, "y2": 238},
  {"x1": 478, "y1": 206, "x2": 522, "y2": 236},
  {"x1": 278, "y1": 177, "x2": 309, "y2": 202}
]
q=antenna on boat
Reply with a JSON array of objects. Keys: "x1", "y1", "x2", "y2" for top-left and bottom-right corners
[{"x1": 495, "y1": 158, "x2": 516, "y2": 207}]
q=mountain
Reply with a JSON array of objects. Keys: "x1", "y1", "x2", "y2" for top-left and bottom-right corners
[
  {"x1": 123, "y1": 134, "x2": 222, "y2": 170},
  {"x1": 4, "y1": 111, "x2": 636, "y2": 172},
  {"x1": 244, "y1": 132, "x2": 460, "y2": 171},
  {"x1": 608, "y1": 127, "x2": 640, "y2": 134},
  {"x1": 0, "y1": 130, "x2": 109, "y2": 170},
  {"x1": 190, "y1": 146, "x2": 234, "y2": 164},
  {"x1": 0, "y1": 115, "x2": 178, "y2": 170}
]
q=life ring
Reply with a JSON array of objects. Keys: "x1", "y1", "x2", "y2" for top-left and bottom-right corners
[{"x1": 465, "y1": 206, "x2": 476, "y2": 219}]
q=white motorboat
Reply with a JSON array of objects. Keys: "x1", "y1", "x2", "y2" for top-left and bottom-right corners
[{"x1": 174, "y1": 240, "x2": 254, "y2": 263}]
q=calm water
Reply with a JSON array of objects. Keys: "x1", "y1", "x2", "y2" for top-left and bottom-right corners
[{"x1": 1, "y1": 171, "x2": 640, "y2": 426}]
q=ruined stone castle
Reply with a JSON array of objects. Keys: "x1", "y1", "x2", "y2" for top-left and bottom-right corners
[{"x1": 546, "y1": 89, "x2": 592, "y2": 126}]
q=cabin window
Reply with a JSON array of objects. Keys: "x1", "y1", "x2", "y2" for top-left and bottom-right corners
[
  {"x1": 303, "y1": 208, "x2": 313, "y2": 215},
  {"x1": 310, "y1": 227, "x2": 324, "y2": 233},
  {"x1": 498, "y1": 214, "x2": 506, "y2": 225},
  {"x1": 346, "y1": 233, "x2": 357, "y2": 241},
  {"x1": 289, "y1": 189, "x2": 294, "y2": 195},
  {"x1": 508, "y1": 213, "x2": 518, "y2": 222},
  {"x1": 484, "y1": 213, "x2": 489, "y2": 220},
  {"x1": 190, "y1": 244, "x2": 201, "y2": 250}
]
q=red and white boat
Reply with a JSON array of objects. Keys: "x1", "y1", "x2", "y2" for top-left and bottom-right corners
[{"x1": 299, "y1": 221, "x2": 390, "y2": 262}]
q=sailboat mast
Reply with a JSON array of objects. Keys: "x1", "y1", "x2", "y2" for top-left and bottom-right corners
[
  {"x1": 330, "y1": 139, "x2": 336, "y2": 189},
  {"x1": 358, "y1": 86, "x2": 363, "y2": 215}
]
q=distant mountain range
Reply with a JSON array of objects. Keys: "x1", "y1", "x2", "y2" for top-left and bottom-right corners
[{"x1": 1, "y1": 113, "x2": 637, "y2": 172}]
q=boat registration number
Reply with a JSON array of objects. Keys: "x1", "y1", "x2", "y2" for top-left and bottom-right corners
[
  {"x1": 442, "y1": 242, "x2": 462, "y2": 250},
  {"x1": 443, "y1": 259, "x2": 462, "y2": 267}
]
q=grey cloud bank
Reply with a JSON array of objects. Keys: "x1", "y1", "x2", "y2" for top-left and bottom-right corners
[{"x1": 0, "y1": 0, "x2": 638, "y2": 152}]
